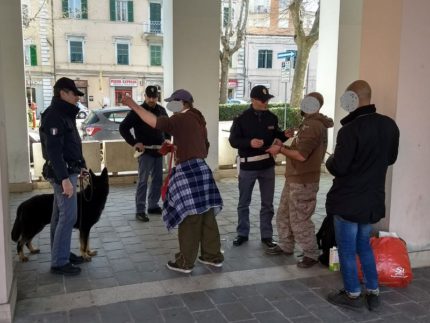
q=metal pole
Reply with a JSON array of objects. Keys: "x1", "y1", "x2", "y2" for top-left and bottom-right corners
[{"x1": 284, "y1": 81, "x2": 288, "y2": 130}]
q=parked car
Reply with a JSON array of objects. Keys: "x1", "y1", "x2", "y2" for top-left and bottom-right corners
[
  {"x1": 81, "y1": 107, "x2": 130, "y2": 141},
  {"x1": 227, "y1": 98, "x2": 248, "y2": 105},
  {"x1": 77, "y1": 102, "x2": 89, "y2": 119},
  {"x1": 28, "y1": 129, "x2": 40, "y2": 164}
]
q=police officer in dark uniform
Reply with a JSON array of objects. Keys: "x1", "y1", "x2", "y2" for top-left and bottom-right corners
[
  {"x1": 229, "y1": 85, "x2": 288, "y2": 247},
  {"x1": 119, "y1": 86, "x2": 171, "y2": 222},
  {"x1": 40, "y1": 77, "x2": 87, "y2": 275}
]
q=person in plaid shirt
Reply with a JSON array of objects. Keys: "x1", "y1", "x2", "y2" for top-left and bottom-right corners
[{"x1": 121, "y1": 89, "x2": 223, "y2": 273}]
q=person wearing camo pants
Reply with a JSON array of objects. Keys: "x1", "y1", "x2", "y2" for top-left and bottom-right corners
[{"x1": 265, "y1": 92, "x2": 333, "y2": 268}]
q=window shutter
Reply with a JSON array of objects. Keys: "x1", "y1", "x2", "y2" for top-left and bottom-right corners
[
  {"x1": 30, "y1": 45, "x2": 37, "y2": 66},
  {"x1": 150, "y1": 3, "x2": 161, "y2": 21},
  {"x1": 127, "y1": 1, "x2": 134, "y2": 22},
  {"x1": 110, "y1": 0, "x2": 116, "y2": 21},
  {"x1": 81, "y1": 0, "x2": 88, "y2": 19},
  {"x1": 62, "y1": 0, "x2": 69, "y2": 18}
]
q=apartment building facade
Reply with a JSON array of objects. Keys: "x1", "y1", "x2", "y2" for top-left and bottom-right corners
[
  {"x1": 225, "y1": 0, "x2": 318, "y2": 102},
  {"x1": 22, "y1": 0, "x2": 164, "y2": 114}
]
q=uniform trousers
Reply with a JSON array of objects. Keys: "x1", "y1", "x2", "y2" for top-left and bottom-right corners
[
  {"x1": 50, "y1": 174, "x2": 78, "y2": 267},
  {"x1": 136, "y1": 153, "x2": 163, "y2": 213},
  {"x1": 236, "y1": 167, "x2": 275, "y2": 239},
  {"x1": 276, "y1": 181, "x2": 320, "y2": 260}
]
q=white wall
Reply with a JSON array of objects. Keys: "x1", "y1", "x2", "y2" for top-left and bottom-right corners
[
  {"x1": 386, "y1": 0, "x2": 430, "y2": 250},
  {"x1": 316, "y1": 0, "x2": 363, "y2": 154},
  {"x1": 0, "y1": 0, "x2": 20, "y2": 319},
  {"x1": 3, "y1": 2, "x2": 32, "y2": 186},
  {"x1": 167, "y1": 0, "x2": 221, "y2": 170}
]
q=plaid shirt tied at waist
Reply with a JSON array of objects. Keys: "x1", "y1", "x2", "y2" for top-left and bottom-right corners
[{"x1": 162, "y1": 158, "x2": 223, "y2": 230}]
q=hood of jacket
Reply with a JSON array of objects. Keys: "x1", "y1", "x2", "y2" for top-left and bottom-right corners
[{"x1": 305, "y1": 112, "x2": 334, "y2": 129}]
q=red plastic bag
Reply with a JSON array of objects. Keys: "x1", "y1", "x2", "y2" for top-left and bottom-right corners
[{"x1": 357, "y1": 237, "x2": 413, "y2": 287}]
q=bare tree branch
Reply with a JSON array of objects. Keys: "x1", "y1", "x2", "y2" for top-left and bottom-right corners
[{"x1": 219, "y1": 0, "x2": 249, "y2": 103}]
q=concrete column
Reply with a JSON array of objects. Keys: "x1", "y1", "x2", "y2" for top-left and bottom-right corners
[
  {"x1": 316, "y1": 0, "x2": 363, "y2": 153},
  {"x1": 0, "y1": 1, "x2": 20, "y2": 320},
  {"x1": 359, "y1": 0, "x2": 430, "y2": 250},
  {"x1": 1, "y1": 1, "x2": 32, "y2": 191},
  {"x1": 164, "y1": 0, "x2": 221, "y2": 169},
  {"x1": 319, "y1": 0, "x2": 430, "y2": 251}
]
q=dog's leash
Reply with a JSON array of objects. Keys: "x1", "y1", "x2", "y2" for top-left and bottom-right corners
[{"x1": 78, "y1": 172, "x2": 93, "y2": 231}]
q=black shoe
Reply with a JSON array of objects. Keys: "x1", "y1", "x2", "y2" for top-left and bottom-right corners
[
  {"x1": 136, "y1": 212, "x2": 149, "y2": 222},
  {"x1": 69, "y1": 252, "x2": 84, "y2": 265},
  {"x1": 261, "y1": 238, "x2": 277, "y2": 248},
  {"x1": 297, "y1": 256, "x2": 319, "y2": 268},
  {"x1": 265, "y1": 245, "x2": 294, "y2": 256},
  {"x1": 51, "y1": 263, "x2": 81, "y2": 276},
  {"x1": 365, "y1": 293, "x2": 380, "y2": 311},
  {"x1": 327, "y1": 289, "x2": 364, "y2": 311},
  {"x1": 233, "y1": 236, "x2": 248, "y2": 246},
  {"x1": 147, "y1": 206, "x2": 162, "y2": 214}
]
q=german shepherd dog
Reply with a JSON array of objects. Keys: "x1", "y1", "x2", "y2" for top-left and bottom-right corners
[{"x1": 11, "y1": 168, "x2": 109, "y2": 262}]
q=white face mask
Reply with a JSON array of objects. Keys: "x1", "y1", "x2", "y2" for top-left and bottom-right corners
[
  {"x1": 300, "y1": 96, "x2": 320, "y2": 114},
  {"x1": 340, "y1": 91, "x2": 359, "y2": 113},
  {"x1": 166, "y1": 100, "x2": 183, "y2": 113}
]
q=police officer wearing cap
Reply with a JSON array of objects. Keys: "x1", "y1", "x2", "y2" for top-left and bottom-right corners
[
  {"x1": 229, "y1": 85, "x2": 288, "y2": 248},
  {"x1": 40, "y1": 77, "x2": 87, "y2": 275},
  {"x1": 119, "y1": 85, "x2": 170, "y2": 222}
]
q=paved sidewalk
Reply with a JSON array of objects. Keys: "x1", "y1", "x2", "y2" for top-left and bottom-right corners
[{"x1": 9, "y1": 174, "x2": 430, "y2": 322}]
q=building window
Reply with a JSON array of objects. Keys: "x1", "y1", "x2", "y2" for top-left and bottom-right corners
[
  {"x1": 258, "y1": 50, "x2": 272, "y2": 68},
  {"x1": 22, "y1": 4, "x2": 30, "y2": 26},
  {"x1": 149, "y1": 2, "x2": 161, "y2": 33},
  {"x1": 223, "y1": 7, "x2": 234, "y2": 27},
  {"x1": 278, "y1": 0, "x2": 289, "y2": 28},
  {"x1": 24, "y1": 44, "x2": 37, "y2": 66},
  {"x1": 110, "y1": 0, "x2": 134, "y2": 22},
  {"x1": 62, "y1": 0, "x2": 88, "y2": 19},
  {"x1": 69, "y1": 38, "x2": 84, "y2": 63},
  {"x1": 150, "y1": 45, "x2": 162, "y2": 66},
  {"x1": 250, "y1": 0, "x2": 270, "y2": 13},
  {"x1": 116, "y1": 42, "x2": 129, "y2": 65}
]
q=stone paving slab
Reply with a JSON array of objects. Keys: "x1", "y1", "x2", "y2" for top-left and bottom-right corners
[
  {"x1": 12, "y1": 266, "x2": 430, "y2": 322},
  {"x1": 10, "y1": 174, "x2": 332, "y2": 301},
  {"x1": 9, "y1": 173, "x2": 430, "y2": 322}
]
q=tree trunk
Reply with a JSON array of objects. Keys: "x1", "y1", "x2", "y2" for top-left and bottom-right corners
[
  {"x1": 219, "y1": 55, "x2": 230, "y2": 104},
  {"x1": 290, "y1": 41, "x2": 312, "y2": 108}
]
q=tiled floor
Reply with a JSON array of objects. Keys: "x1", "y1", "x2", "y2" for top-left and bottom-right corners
[{"x1": 9, "y1": 173, "x2": 430, "y2": 322}]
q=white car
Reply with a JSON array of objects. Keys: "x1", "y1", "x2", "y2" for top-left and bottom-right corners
[
  {"x1": 227, "y1": 98, "x2": 248, "y2": 105},
  {"x1": 77, "y1": 102, "x2": 89, "y2": 119}
]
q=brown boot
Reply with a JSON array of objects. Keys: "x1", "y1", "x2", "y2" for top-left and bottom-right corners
[{"x1": 297, "y1": 256, "x2": 318, "y2": 268}]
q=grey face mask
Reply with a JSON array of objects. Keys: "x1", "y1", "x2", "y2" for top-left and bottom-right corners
[
  {"x1": 166, "y1": 101, "x2": 183, "y2": 113},
  {"x1": 340, "y1": 91, "x2": 359, "y2": 113}
]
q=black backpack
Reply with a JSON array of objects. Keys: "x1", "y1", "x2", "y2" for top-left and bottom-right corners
[{"x1": 316, "y1": 214, "x2": 336, "y2": 266}]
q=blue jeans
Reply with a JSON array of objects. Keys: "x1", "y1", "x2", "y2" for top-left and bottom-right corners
[
  {"x1": 334, "y1": 215, "x2": 378, "y2": 295},
  {"x1": 50, "y1": 174, "x2": 78, "y2": 267},
  {"x1": 136, "y1": 153, "x2": 163, "y2": 213},
  {"x1": 237, "y1": 167, "x2": 275, "y2": 239}
]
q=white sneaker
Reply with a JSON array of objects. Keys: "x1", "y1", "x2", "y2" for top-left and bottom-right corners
[
  {"x1": 197, "y1": 256, "x2": 223, "y2": 268},
  {"x1": 166, "y1": 261, "x2": 193, "y2": 274}
]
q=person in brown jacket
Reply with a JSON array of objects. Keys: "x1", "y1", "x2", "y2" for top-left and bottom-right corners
[{"x1": 265, "y1": 92, "x2": 334, "y2": 268}]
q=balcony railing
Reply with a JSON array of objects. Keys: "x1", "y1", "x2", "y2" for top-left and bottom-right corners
[{"x1": 143, "y1": 21, "x2": 162, "y2": 34}]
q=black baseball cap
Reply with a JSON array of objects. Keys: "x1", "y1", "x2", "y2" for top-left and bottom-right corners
[
  {"x1": 145, "y1": 85, "x2": 159, "y2": 98},
  {"x1": 250, "y1": 85, "x2": 274, "y2": 102},
  {"x1": 54, "y1": 77, "x2": 84, "y2": 96}
]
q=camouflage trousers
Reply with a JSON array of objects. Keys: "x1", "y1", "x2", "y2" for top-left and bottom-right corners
[{"x1": 276, "y1": 181, "x2": 320, "y2": 260}]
